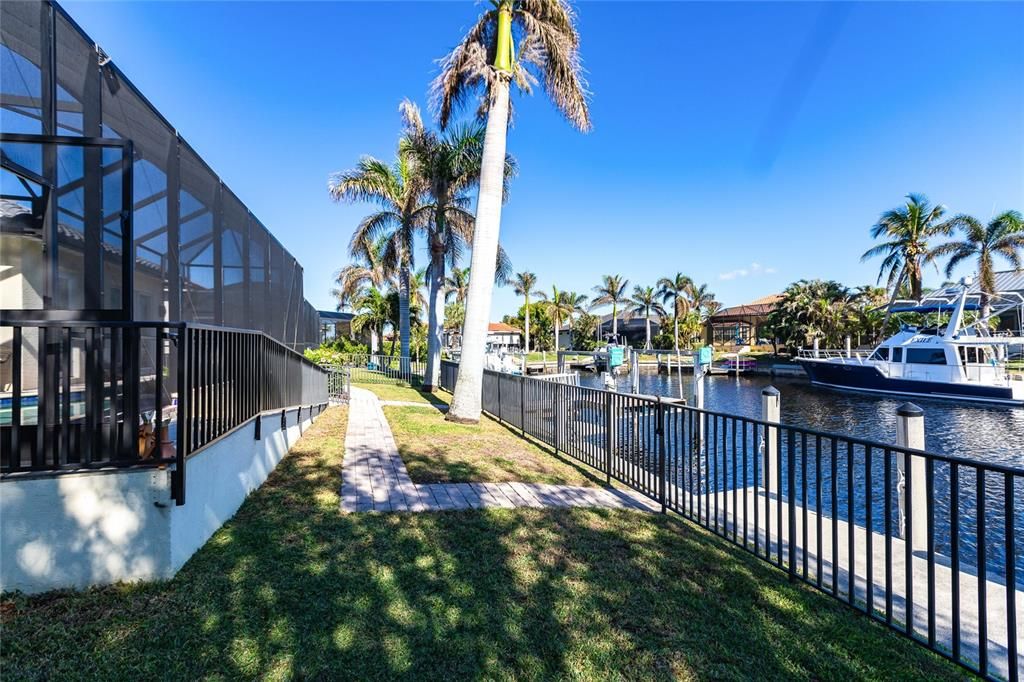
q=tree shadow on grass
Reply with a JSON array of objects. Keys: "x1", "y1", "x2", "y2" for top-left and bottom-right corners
[{"x1": 1, "y1": 409, "x2": 966, "y2": 681}]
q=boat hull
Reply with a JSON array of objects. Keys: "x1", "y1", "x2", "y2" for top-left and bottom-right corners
[{"x1": 797, "y1": 360, "x2": 1022, "y2": 405}]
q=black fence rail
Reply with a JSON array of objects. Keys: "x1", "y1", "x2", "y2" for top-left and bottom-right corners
[
  {"x1": 329, "y1": 354, "x2": 424, "y2": 386},
  {"x1": 440, "y1": 360, "x2": 1023, "y2": 680},
  {"x1": 1, "y1": 320, "x2": 328, "y2": 505}
]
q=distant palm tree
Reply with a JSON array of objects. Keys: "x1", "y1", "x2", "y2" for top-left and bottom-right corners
[
  {"x1": 435, "y1": 0, "x2": 591, "y2": 423},
  {"x1": 687, "y1": 282, "x2": 717, "y2": 319},
  {"x1": 563, "y1": 291, "x2": 589, "y2": 348},
  {"x1": 930, "y1": 210, "x2": 1024, "y2": 319},
  {"x1": 591, "y1": 274, "x2": 630, "y2": 339},
  {"x1": 862, "y1": 193, "x2": 953, "y2": 303},
  {"x1": 657, "y1": 273, "x2": 694, "y2": 351},
  {"x1": 351, "y1": 288, "x2": 391, "y2": 354},
  {"x1": 399, "y1": 100, "x2": 516, "y2": 390},
  {"x1": 628, "y1": 285, "x2": 665, "y2": 349},
  {"x1": 445, "y1": 267, "x2": 471, "y2": 306},
  {"x1": 410, "y1": 268, "x2": 428, "y2": 313},
  {"x1": 514, "y1": 271, "x2": 538, "y2": 352},
  {"x1": 329, "y1": 146, "x2": 426, "y2": 364},
  {"x1": 331, "y1": 234, "x2": 390, "y2": 311},
  {"x1": 538, "y1": 286, "x2": 587, "y2": 352}
]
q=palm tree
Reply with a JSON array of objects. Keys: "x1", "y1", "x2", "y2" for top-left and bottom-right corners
[
  {"x1": 862, "y1": 194, "x2": 954, "y2": 323},
  {"x1": 331, "y1": 234, "x2": 390, "y2": 312},
  {"x1": 351, "y1": 288, "x2": 391, "y2": 354},
  {"x1": 514, "y1": 271, "x2": 538, "y2": 352},
  {"x1": 399, "y1": 101, "x2": 517, "y2": 391},
  {"x1": 563, "y1": 291, "x2": 589, "y2": 348},
  {"x1": 538, "y1": 285, "x2": 585, "y2": 353},
  {"x1": 628, "y1": 285, "x2": 665, "y2": 349},
  {"x1": 656, "y1": 273, "x2": 693, "y2": 351},
  {"x1": 591, "y1": 274, "x2": 630, "y2": 339},
  {"x1": 445, "y1": 267, "x2": 471, "y2": 306},
  {"x1": 687, "y1": 282, "x2": 717, "y2": 318},
  {"x1": 329, "y1": 141, "x2": 426, "y2": 365},
  {"x1": 436, "y1": 0, "x2": 591, "y2": 423},
  {"x1": 930, "y1": 210, "x2": 1024, "y2": 320}
]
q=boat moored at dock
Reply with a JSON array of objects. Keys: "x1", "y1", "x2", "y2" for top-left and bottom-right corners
[{"x1": 797, "y1": 283, "x2": 1024, "y2": 405}]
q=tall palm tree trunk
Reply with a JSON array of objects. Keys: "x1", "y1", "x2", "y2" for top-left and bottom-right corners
[
  {"x1": 554, "y1": 316, "x2": 560, "y2": 355},
  {"x1": 447, "y1": 77, "x2": 511, "y2": 423},
  {"x1": 612, "y1": 305, "x2": 618, "y2": 338},
  {"x1": 524, "y1": 296, "x2": 531, "y2": 353},
  {"x1": 423, "y1": 244, "x2": 446, "y2": 391},
  {"x1": 880, "y1": 268, "x2": 908, "y2": 338},
  {"x1": 399, "y1": 265, "x2": 411, "y2": 374},
  {"x1": 645, "y1": 314, "x2": 651, "y2": 349}
]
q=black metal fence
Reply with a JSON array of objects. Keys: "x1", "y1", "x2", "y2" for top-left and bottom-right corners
[
  {"x1": 329, "y1": 354, "x2": 424, "y2": 386},
  {"x1": 1, "y1": 320, "x2": 328, "y2": 505},
  {"x1": 439, "y1": 360, "x2": 1023, "y2": 680}
]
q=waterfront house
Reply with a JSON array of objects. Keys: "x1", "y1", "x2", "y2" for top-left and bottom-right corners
[
  {"x1": 706, "y1": 294, "x2": 781, "y2": 347},
  {"x1": 1, "y1": 0, "x2": 328, "y2": 594}
]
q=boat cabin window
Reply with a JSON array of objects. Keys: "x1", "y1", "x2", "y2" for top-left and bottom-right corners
[
  {"x1": 958, "y1": 347, "x2": 989, "y2": 364},
  {"x1": 870, "y1": 347, "x2": 889, "y2": 361},
  {"x1": 892, "y1": 347, "x2": 903, "y2": 363},
  {"x1": 906, "y1": 348, "x2": 948, "y2": 365}
]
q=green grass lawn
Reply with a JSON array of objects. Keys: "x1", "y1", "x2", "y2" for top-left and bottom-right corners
[
  {"x1": 383, "y1": 399, "x2": 602, "y2": 487},
  {"x1": 355, "y1": 382, "x2": 449, "y2": 405},
  {"x1": 1, "y1": 407, "x2": 973, "y2": 680}
]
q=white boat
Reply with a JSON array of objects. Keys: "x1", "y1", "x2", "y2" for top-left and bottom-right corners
[
  {"x1": 797, "y1": 283, "x2": 1024, "y2": 405},
  {"x1": 484, "y1": 346, "x2": 524, "y2": 375}
]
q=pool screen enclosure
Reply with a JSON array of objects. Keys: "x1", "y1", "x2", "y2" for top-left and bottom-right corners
[{"x1": 1, "y1": 0, "x2": 326, "y2": 493}]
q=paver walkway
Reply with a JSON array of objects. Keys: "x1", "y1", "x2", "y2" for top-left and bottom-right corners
[{"x1": 342, "y1": 386, "x2": 659, "y2": 514}]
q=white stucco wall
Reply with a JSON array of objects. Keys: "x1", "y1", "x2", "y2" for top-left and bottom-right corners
[
  {"x1": 169, "y1": 408, "x2": 311, "y2": 571},
  {"x1": 0, "y1": 467, "x2": 174, "y2": 593},
  {"x1": 1, "y1": 407, "x2": 318, "y2": 594}
]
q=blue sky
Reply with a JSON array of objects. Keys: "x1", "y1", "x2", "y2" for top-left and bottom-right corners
[{"x1": 65, "y1": 1, "x2": 1024, "y2": 318}]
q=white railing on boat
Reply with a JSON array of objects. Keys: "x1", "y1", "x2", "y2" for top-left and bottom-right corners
[{"x1": 796, "y1": 349, "x2": 870, "y2": 362}]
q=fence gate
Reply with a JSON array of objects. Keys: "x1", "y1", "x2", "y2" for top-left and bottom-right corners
[{"x1": 326, "y1": 366, "x2": 350, "y2": 402}]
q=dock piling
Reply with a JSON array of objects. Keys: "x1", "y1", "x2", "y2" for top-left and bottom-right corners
[
  {"x1": 761, "y1": 386, "x2": 780, "y2": 496},
  {"x1": 896, "y1": 402, "x2": 928, "y2": 553}
]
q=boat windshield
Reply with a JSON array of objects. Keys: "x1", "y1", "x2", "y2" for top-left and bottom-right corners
[{"x1": 869, "y1": 347, "x2": 889, "y2": 361}]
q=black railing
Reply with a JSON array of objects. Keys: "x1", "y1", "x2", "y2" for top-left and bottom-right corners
[
  {"x1": 440, "y1": 360, "x2": 1023, "y2": 680},
  {"x1": 1, "y1": 320, "x2": 328, "y2": 505},
  {"x1": 328, "y1": 353, "x2": 424, "y2": 386}
]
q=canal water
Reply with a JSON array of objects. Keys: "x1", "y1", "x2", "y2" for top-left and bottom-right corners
[
  {"x1": 572, "y1": 368, "x2": 1024, "y2": 577},
  {"x1": 578, "y1": 368, "x2": 1024, "y2": 470}
]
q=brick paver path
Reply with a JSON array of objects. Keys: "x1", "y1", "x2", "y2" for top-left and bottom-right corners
[{"x1": 342, "y1": 386, "x2": 659, "y2": 514}]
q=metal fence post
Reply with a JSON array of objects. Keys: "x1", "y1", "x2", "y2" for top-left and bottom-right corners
[
  {"x1": 657, "y1": 396, "x2": 666, "y2": 513},
  {"x1": 520, "y1": 376, "x2": 526, "y2": 437},
  {"x1": 172, "y1": 324, "x2": 187, "y2": 506},
  {"x1": 496, "y1": 372, "x2": 502, "y2": 423},
  {"x1": 553, "y1": 381, "x2": 561, "y2": 455},
  {"x1": 787, "y1": 429, "x2": 797, "y2": 581},
  {"x1": 896, "y1": 402, "x2": 928, "y2": 554},
  {"x1": 604, "y1": 391, "x2": 612, "y2": 484}
]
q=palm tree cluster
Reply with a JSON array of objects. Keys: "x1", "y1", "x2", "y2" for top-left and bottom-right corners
[
  {"x1": 764, "y1": 281, "x2": 888, "y2": 351},
  {"x1": 503, "y1": 272, "x2": 718, "y2": 353},
  {"x1": 862, "y1": 194, "x2": 1023, "y2": 322},
  {"x1": 329, "y1": 100, "x2": 514, "y2": 390}
]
